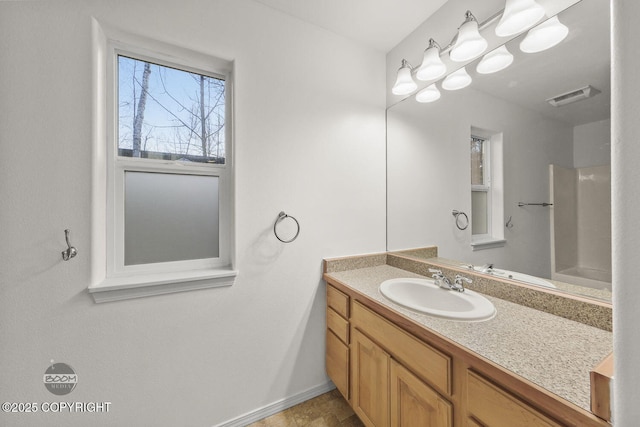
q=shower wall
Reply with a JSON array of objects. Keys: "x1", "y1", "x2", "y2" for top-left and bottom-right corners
[{"x1": 550, "y1": 164, "x2": 612, "y2": 289}]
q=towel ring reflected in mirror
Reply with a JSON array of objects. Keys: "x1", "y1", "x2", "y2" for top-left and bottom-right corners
[{"x1": 452, "y1": 210, "x2": 469, "y2": 231}]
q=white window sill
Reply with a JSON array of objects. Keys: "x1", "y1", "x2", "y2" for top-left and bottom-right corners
[
  {"x1": 471, "y1": 238, "x2": 506, "y2": 251},
  {"x1": 88, "y1": 268, "x2": 237, "y2": 303}
]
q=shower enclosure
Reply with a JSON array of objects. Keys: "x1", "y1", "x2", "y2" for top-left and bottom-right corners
[{"x1": 550, "y1": 164, "x2": 612, "y2": 290}]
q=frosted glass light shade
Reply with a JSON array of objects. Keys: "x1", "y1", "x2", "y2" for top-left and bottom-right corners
[
  {"x1": 495, "y1": 0, "x2": 546, "y2": 37},
  {"x1": 416, "y1": 40, "x2": 446, "y2": 81},
  {"x1": 416, "y1": 84, "x2": 441, "y2": 103},
  {"x1": 442, "y1": 67, "x2": 472, "y2": 91},
  {"x1": 392, "y1": 60, "x2": 417, "y2": 95},
  {"x1": 450, "y1": 15, "x2": 488, "y2": 62},
  {"x1": 520, "y1": 16, "x2": 569, "y2": 53},
  {"x1": 476, "y1": 45, "x2": 514, "y2": 74}
]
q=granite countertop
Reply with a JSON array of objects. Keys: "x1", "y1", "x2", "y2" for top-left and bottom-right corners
[{"x1": 325, "y1": 264, "x2": 613, "y2": 412}]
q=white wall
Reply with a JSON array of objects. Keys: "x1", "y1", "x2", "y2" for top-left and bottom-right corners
[
  {"x1": 0, "y1": 1, "x2": 386, "y2": 426},
  {"x1": 387, "y1": 86, "x2": 573, "y2": 279},
  {"x1": 612, "y1": 0, "x2": 640, "y2": 424},
  {"x1": 573, "y1": 118, "x2": 611, "y2": 168}
]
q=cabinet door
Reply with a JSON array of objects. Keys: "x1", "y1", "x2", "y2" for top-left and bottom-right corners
[
  {"x1": 352, "y1": 328, "x2": 390, "y2": 427},
  {"x1": 390, "y1": 360, "x2": 452, "y2": 427},
  {"x1": 327, "y1": 329, "x2": 349, "y2": 399}
]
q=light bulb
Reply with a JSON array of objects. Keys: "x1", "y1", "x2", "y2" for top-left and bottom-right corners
[
  {"x1": 496, "y1": 0, "x2": 546, "y2": 37},
  {"x1": 416, "y1": 39, "x2": 447, "y2": 81},
  {"x1": 520, "y1": 16, "x2": 569, "y2": 53},
  {"x1": 392, "y1": 59, "x2": 417, "y2": 95},
  {"x1": 416, "y1": 84, "x2": 441, "y2": 103},
  {"x1": 476, "y1": 45, "x2": 514, "y2": 74},
  {"x1": 442, "y1": 67, "x2": 472, "y2": 91},
  {"x1": 450, "y1": 11, "x2": 488, "y2": 62}
]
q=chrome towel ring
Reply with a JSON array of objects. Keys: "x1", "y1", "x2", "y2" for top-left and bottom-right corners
[
  {"x1": 274, "y1": 211, "x2": 300, "y2": 243},
  {"x1": 452, "y1": 210, "x2": 469, "y2": 231}
]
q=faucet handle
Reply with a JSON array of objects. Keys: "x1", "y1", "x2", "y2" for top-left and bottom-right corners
[
  {"x1": 455, "y1": 274, "x2": 473, "y2": 284},
  {"x1": 429, "y1": 268, "x2": 444, "y2": 279}
]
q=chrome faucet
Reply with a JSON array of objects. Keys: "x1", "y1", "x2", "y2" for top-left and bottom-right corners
[
  {"x1": 429, "y1": 268, "x2": 470, "y2": 292},
  {"x1": 453, "y1": 275, "x2": 472, "y2": 292},
  {"x1": 429, "y1": 268, "x2": 452, "y2": 290},
  {"x1": 481, "y1": 263, "x2": 494, "y2": 274}
]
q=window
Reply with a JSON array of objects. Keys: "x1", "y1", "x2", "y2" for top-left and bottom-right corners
[
  {"x1": 471, "y1": 135, "x2": 491, "y2": 237},
  {"x1": 89, "y1": 24, "x2": 235, "y2": 302},
  {"x1": 470, "y1": 129, "x2": 504, "y2": 250}
]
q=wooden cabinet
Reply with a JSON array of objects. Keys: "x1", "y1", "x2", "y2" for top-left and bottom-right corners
[
  {"x1": 350, "y1": 301, "x2": 452, "y2": 427},
  {"x1": 352, "y1": 329, "x2": 390, "y2": 426},
  {"x1": 466, "y1": 371, "x2": 562, "y2": 427},
  {"x1": 326, "y1": 285, "x2": 350, "y2": 400},
  {"x1": 390, "y1": 360, "x2": 452, "y2": 427}
]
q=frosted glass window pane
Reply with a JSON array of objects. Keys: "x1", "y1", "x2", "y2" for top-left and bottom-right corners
[
  {"x1": 472, "y1": 191, "x2": 488, "y2": 235},
  {"x1": 124, "y1": 172, "x2": 219, "y2": 265}
]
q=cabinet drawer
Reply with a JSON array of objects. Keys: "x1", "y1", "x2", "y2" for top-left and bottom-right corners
[
  {"x1": 467, "y1": 370, "x2": 563, "y2": 427},
  {"x1": 327, "y1": 307, "x2": 349, "y2": 344},
  {"x1": 327, "y1": 285, "x2": 349, "y2": 319},
  {"x1": 352, "y1": 301, "x2": 451, "y2": 396},
  {"x1": 326, "y1": 330, "x2": 349, "y2": 400}
]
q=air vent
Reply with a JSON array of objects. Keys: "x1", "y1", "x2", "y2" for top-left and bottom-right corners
[{"x1": 546, "y1": 85, "x2": 601, "y2": 107}]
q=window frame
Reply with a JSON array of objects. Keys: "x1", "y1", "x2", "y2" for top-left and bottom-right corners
[
  {"x1": 89, "y1": 21, "x2": 236, "y2": 302},
  {"x1": 471, "y1": 135, "x2": 492, "y2": 240},
  {"x1": 470, "y1": 129, "x2": 505, "y2": 251}
]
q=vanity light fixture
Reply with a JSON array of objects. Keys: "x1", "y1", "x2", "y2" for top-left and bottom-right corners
[
  {"x1": 495, "y1": 0, "x2": 546, "y2": 37},
  {"x1": 416, "y1": 39, "x2": 447, "y2": 81},
  {"x1": 415, "y1": 84, "x2": 441, "y2": 103},
  {"x1": 392, "y1": 59, "x2": 418, "y2": 95},
  {"x1": 450, "y1": 11, "x2": 488, "y2": 62},
  {"x1": 442, "y1": 67, "x2": 472, "y2": 91},
  {"x1": 476, "y1": 45, "x2": 514, "y2": 74},
  {"x1": 520, "y1": 16, "x2": 569, "y2": 53}
]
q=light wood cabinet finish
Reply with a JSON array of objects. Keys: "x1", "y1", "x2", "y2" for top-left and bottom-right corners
[
  {"x1": 467, "y1": 370, "x2": 562, "y2": 427},
  {"x1": 352, "y1": 301, "x2": 451, "y2": 396},
  {"x1": 352, "y1": 329, "x2": 390, "y2": 427},
  {"x1": 590, "y1": 353, "x2": 613, "y2": 422},
  {"x1": 327, "y1": 285, "x2": 349, "y2": 318},
  {"x1": 326, "y1": 329, "x2": 349, "y2": 399},
  {"x1": 326, "y1": 285, "x2": 351, "y2": 401},
  {"x1": 466, "y1": 418, "x2": 484, "y2": 427},
  {"x1": 327, "y1": 307, "x2": 349, "y2": 343},
  {"x1": 390, "y1": 359, "x2": 452, "y2": 427}
]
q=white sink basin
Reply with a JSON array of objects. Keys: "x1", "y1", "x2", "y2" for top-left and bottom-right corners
[{"x1": 379, "y1": 278, "x2": 496, "y2": 322}]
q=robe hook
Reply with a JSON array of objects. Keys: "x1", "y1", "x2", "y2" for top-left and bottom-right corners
[{"x1": 62, "y1": 229, "x2": 78, "y2": 261}]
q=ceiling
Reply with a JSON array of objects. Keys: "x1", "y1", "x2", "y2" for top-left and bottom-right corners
[
  {"x1": 252, "y1": 0, "x2": 450, "y2": 52},
  {"x1": 467, "y1": 0, "x2": 610, "y2": 126}
]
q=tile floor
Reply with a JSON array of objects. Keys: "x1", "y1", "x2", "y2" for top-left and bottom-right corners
[{"x1": 247, "y1": 389, "x2": 364, "y2": 426}]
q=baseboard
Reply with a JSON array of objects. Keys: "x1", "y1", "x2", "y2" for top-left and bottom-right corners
[{"x1": 213, "y1": 381, "x2": 336, "y2": 427}]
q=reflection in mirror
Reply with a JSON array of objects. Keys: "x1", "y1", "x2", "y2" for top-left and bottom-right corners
[{"x1": 386, "y1": 0, "x2": 611, "y2": 302}]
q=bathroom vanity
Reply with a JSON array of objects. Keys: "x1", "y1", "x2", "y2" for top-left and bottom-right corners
[{"x1": 324, "y1": 253, "x2": 612, "y2": 427}]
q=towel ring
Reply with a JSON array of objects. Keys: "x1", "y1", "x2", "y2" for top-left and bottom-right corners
[
  {"x1": 452, "y1": 210, "x2": 469, "y2": 231},
  {"x1": 274, "y1": 211, "x2": 300, "y2": 243}
]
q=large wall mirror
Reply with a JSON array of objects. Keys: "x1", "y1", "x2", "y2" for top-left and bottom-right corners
[{"x1": 387, "y1": 0, "x2": 611, "y2": 302}]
